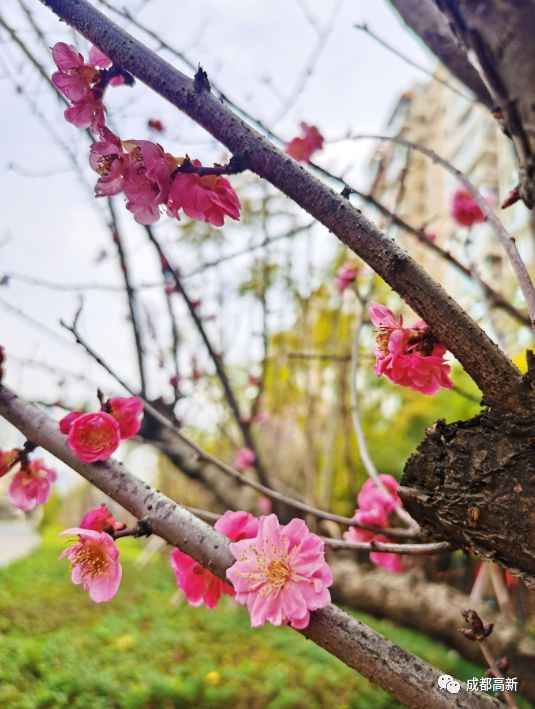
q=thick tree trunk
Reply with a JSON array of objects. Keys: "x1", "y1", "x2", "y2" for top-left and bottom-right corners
[
  {"x1": 390, "y1": 0, "x2": 535, "y2": 207},
  {"x1": 388, "y1": 0, "x2": 492, "y2": 106},
  {"x1": 401, "y1": 407, "x2": 535, "y2": 587},
  {"x1": 330, "y1": 555, "x2": 535, "y2": 704}
]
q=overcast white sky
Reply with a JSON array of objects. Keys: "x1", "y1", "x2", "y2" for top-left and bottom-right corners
[{"x1": 0, "y1": 0, "x2": 435, "y2": 413}]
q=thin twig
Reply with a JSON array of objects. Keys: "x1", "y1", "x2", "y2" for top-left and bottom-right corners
[
  {"x1": 107, "y1": 199, "x2": 147, "y2": 396},
  {"x1": 323, "y1": 537, "x2": 454, "y2": 555},
  {"x1": 343, "y1": 133, "x2": 535, "y2": 335},
  {"x1": 354, "y1": 22, "x2": 473, "y2": 101},
  {"x1": 144, "y1": 225, "x2": 274, "y2": 493},
  {"x1": 58, "y1": 320, "x2": 419, "y2": 539}
]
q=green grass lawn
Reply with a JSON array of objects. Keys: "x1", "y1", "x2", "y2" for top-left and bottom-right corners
[{"x1": 0, "y1": 527, "x2": 485, "y2": 708}]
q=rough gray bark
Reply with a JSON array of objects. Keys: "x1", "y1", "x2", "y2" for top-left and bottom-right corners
[
  {"x1": 0, "y1": 384, "x2": 499, "y2": 708},
  {"x1": 388, "y1": 0, "x2": 492, "y2": 106},
  {"x1": 38, "y1": 0, "x2": 534, "y2": 417},
  {"x1": 401, "y1": 405, "x2": 535, "y2": 587},
  {"x1": 436, "y1": 0, "x2": 535, "y2": 207},
  {"x1": 331, "y1": 556, "x2": 535, "y2": 704}
]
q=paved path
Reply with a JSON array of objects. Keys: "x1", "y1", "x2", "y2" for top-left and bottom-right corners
[{"x1": 0, "y1": 520, "x2": 40, "y2": 567}]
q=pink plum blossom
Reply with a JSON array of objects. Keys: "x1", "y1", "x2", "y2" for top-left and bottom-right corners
[
  {"x1": 170, "y1": 549, "x2": 234, "y2": 608},
  {"x1": 0, "y1": 448, "x2": 19, "y2": 477},
  {"x1": 344, "y1": 475, "x2": 404, "y2": 573},
  {"x1": 257, "y1": 496, "x2": 273, "y2": 514},
  {"x1": 234, "y1": 447, "x2": 256, "y2": 471},
  {"x1": 370, "y1": 537, "x2": 404, "y2": 573},
  {"x1": 422, "y1": 230, "x2": 436, "y2": 242},
  {"x1": 61, "y1": 411, "x2": 121, "y2": 462},
  {"x1": 51, "y1": 42, "x2": 107, "y2": 132},
  {"x1": 451, "y1": 188, "x2": 485, "y2": 227},
  {"x1": 227, "y1": 514, "x2": 332, "y2": 628},
  {"x1": 148, "y1": 118, "x2": 164, "y2": 132},
  {"x1": 335, "y1": 262, "x2": 360, "y2": 294},
  {"x1": 344, "y1": 523, "x2": 403, "y2": 572},
  {"x1": 89, "y1": 128, "x2": 127, "y2": 196},
  {"x1": 64, "y1": 95, "x2": 106, "y2": 132},
  {"x1": 59, "y1": 411, "x2": 83, "y2": 435},
  {"x1": 286, "y1": 122, "x2": 324, "y2": 162},
  {"x1": 8, "y1": 460, "x2": 57, "y2": 511},
  {"x1": 122, "y1": 140, "x2": 174, "y2": 224},
  {"x1": 51, "y1": 42, "x2": 125, "y2": 132},
  {"x1": 215, "y1": 510, "x2": 259, "y2": 542},
  {"x1": 60, "y1": 527, "x2": 122, "y2": 602},
  {"x1": 107, "y1": 396, "x2": 144, "y2": 439},
  {"x1": 88, "y1": 45, "x2": 125, "y2": 83},
  {"x1": 88, "y1": 45, "x2": 112, "y2": 69},
  {"x1": 170, "y1": 510, "x2": 259, "y2": 609},
  {"x1": 51, "y1": 42, "x2": 92, "y2": 101},
  {"x1": 167, "y1": 161, "x2": 241, "y2": 226},
  {"x1": 52, "y1": 42, "x2": 85, "y2": 72},
  {"x1": 358, "y1": 475, "x2": 401, "y2": 516},
  {"x1": 80, "y1": 503, "x2": 126, "y2": 533},
  {"x1": 369, "y1": 302, "x2": 453, "y2": 395}
]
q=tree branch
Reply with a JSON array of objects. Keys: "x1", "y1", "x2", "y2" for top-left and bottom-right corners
[
  {"x1": 37, "y1": 0, "x2": 532, "y2": 415},
  {"x1": 387, "y1": 0, "x2": 492, "y2": 107},
  {"x1": 0, "y1": 383, "x2": 499, "y2": 708}
]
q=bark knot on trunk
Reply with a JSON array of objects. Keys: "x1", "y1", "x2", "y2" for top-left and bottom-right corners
[{"x1": 401, "y1": 407, "x2": 535, "y2": 588}]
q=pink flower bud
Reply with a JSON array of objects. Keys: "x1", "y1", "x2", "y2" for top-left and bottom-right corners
[
  {"x1": 285, "y1": 122, "x2": 324, "y2": 162},
  {"x1": 107, "y1": 396, "x2": 144, "y2": 440},
  {"x1": 234, "y1": 447, "x2": 256, "y2": 471},
  {"x1": 80, "y1": 503, "x2": 126, "y2": 533}
]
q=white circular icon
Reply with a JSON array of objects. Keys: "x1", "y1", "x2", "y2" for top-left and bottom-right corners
[{"x1": 438, "y1": 674, "x2": 461, "y2": 694}]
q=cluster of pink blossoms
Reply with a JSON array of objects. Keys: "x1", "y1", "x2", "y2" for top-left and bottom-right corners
[
  {"x1": 344, "y1": 475, "x2": 403, "y2": 573},
  {"x1": 59, "y1": 396, "x2": 143, "y2": 463},
  {"x1": 170, "y1": 510, "x2": 258, "y2": 608},
  {"x1": 171, "y1": 511, "x2": 332, "y2": 629},
  {"x1": 51, "y1": 42, "x2": 241, "y2": 227},
  {"x1": 0, "y1": 449, "x2": 57, "y2": 511},
  {"x1": 285, "y1": 122, "x2": 324, "y2": 162},
  {"x1": 335, "y1": 262, "x2": 360, "y2": 294},
  {"x1": 451, "y1": 188, "x2": 486, "y2": 227},
  {"x1": 51, "y1": 42, "x2": 125, "y2": 132},
  {"x1": 234, "y1": 446, "x2": 256, "y2": 471},
  {"x1": 90, "y1": 133, "x2": 241, "y2": 226},
  {"x1": 369, "y1": 302, "x2": 453, "y2": 395}
]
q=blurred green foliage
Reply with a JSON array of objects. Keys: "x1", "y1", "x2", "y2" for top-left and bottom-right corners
[{"x1": 0, "y1": 528, "x2": 485, "y2": 709}]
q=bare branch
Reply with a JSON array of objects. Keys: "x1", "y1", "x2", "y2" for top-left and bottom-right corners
[
  {"x1": 354, "y1": 22, "x2": 473, "y2": 101},
  {"x1": 387, "y1": 0, "x2": 492, "y2": 107}
]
